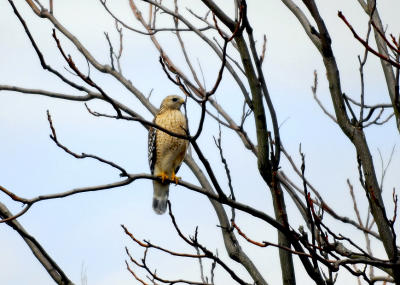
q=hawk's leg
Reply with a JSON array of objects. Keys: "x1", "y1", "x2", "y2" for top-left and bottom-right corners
[
  {"x1": 171, "y1": 171, "x2": 181, "y2": 184},
  {"x1": 156, "y1": 172, "x2": 169, "y2": 183}
]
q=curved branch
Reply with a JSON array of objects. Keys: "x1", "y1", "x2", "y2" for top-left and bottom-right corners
[
  {"x1": 280, "y1": 0, "x2": 321, "y2": 50},
  {"x1": 0, "y1": 204, "x2": 32, "y2": 223},
  {"x1": 0, "y1": 85, "x2": 100, "y2": 101},
  {"x1": 338, "y1": 12, "x2": 400, "y2": 68},
  {"x1": 23, "y1": 1, "x2": 158, "y2": 115},
  {"x1": 99, "y1": 0, "x2": 212, "y2": 36},
  {"x1": 0, "y1": 202, "x2": 74, "y2": 284}
]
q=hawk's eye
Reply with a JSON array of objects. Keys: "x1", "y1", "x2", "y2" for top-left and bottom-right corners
[{"x1": 172, "y1": 97, "x2": 178, "y2": 102}]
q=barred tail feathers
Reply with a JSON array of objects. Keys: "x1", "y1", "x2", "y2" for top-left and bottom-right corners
[{"x1": 152, "y1": 181, "x2": 169, "y2": 215}]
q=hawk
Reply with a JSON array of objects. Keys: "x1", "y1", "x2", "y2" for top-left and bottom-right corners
[{"x1": 148, "y1": 95, "x2": 188, "y2": 214}]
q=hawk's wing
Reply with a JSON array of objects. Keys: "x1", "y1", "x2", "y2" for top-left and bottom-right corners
[{"x1": 148, "y1": 126, "x2": 157, "y2": 175}]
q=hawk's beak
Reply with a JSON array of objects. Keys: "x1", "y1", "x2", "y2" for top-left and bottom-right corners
[{"x1": 179, "y1": 98, "x2": 185, "y2": 104}]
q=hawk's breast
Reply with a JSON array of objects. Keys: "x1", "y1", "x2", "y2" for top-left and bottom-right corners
[{"x1": 155, "y1": 109, "x2": 187, "y2": 160}]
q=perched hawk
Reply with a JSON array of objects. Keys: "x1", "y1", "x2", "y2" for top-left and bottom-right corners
[{"x1": 148, "y1": 95, "x2": 188, "y2": 214}]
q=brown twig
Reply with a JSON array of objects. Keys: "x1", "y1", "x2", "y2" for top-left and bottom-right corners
[
  {"x1": 47, "y1": 110, "x2": 128, "y2": 177},
  {"x1": 347, "y1": 179, "x2": 363, "y2": 227},
  {"x1": 232, "y1": 220, "x2": 313, "y2": 258},
  {"x1": 371, "y1": 21, "x2": 400, "y2": 55},
  {"x1": 338, "y1": 11, "x2": 400, "y2": 68},
  {"x1": 8, "y1": 0, "x2": 92, "y2": 93},
  {"x1": 364, "y1": 109, "x2": 394, "y2": 127},
  {"x1": 124, "y1": 224, "x2": 214, "y2": 285},
  {"x1": 99, "y1": 0, "x2": 211, "y2": 36},
  {"x1": 173, "y1": 0, "x2": 205, "y2": 93},
  {"x1": 104, "y1": 32, "x2": 115, "y2": 70},
  {"x1": 51, "y1": 29, "x2": 123, "y2": 117},
  {"x1": 84, "y1": 103, "x2": 190, "y2": 140},
  {"x1": 298, "y1": 145, "x2": 323, "y2": 272},
  {"x1": 213, "y1": 125, "x2": 236, "y2": 221},
  {"x1": 122, "y1": 224, "x2": 207, "y2": 258},
  {"x1": 125, "y1": 261, "x2": 149, "y2": 285},
  {"x1": 311, "y1": 70, "x2": 337, "y2": 123},
  {"x1": 281, "y1": 145, "x2": 380, "y2": 239},
  {"x1": 167, "y1": 202, "x2": 251, "y2": 285},
  {"x1": 259, "y1": 34, "x2": 267, "y2": 65}
]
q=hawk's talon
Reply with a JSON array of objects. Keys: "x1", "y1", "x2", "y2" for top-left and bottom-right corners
[
  {"x1": 171, "y1": 172, "x2": 181, "y2": 185},
  {"x1": 157, "y1": 172, "x2": 169, "y2": 183}
]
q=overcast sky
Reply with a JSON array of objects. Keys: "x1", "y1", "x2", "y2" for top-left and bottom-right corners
[{"x1": 1, "y1": 0, "x2": 399, "y2": 284}]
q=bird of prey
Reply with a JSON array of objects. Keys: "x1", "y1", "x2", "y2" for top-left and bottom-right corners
[{"x1": 148, "y1": 95, "x2": 188, "y2": 214}]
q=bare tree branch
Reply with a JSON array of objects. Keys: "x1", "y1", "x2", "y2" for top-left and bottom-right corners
[{"x1": 0, "y1": 202, "x2": 74, "y2": 285}]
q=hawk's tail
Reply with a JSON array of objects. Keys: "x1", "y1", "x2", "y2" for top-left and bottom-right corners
[{"x1": 152, "y1": 181, "x2": 169, "y2": 215}]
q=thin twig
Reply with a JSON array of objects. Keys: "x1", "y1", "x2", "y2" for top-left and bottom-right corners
[
  {"x1": 311, "y1": 70, "x2": 337, "y2": 123},
  {"x1": 47, "y1": 110, "x2": 128, "y2": 177}
]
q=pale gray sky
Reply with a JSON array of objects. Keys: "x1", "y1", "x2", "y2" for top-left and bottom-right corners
[{"x1": 0, "y1": 0, "x2": 399, "y2": 284}]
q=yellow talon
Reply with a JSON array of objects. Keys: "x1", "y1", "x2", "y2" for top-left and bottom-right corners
[
  {"x1": 157, "y1": 172, "x2": 169, "y2": 183},
  {"x1": 171, "y1": 172, "x2": 181, "y2": 184}
]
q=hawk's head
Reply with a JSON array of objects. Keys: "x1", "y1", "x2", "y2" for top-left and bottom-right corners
[{"x1": 160, "y1": 95, "x2": 185, "y2": 110}]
